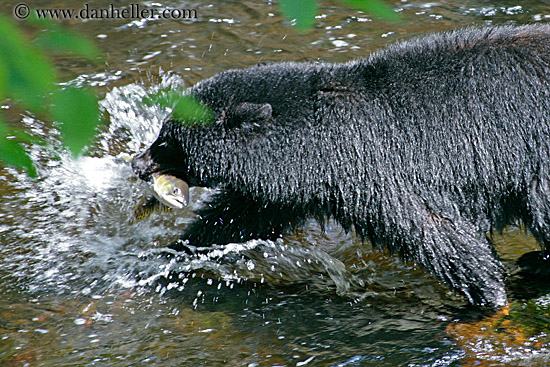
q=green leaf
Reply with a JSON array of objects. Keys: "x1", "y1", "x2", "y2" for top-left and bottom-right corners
[
  {"x1": 340, "y1": 0, "x2": 400, "y2": 22},
  {"x1": 0, "y1": 119, "x2": 36, "y2": 177},
  {"x1": 144, "y1": 92, "x2": 213, "y2": 127},
  {"x1": 0, "y1": 16, "x2": 56, "y2": 112},
  {"x1": 0, "y1": 54, "x2": 7, "y2": 101},
  {"x1": 171, "y1": 95, "x2": 213, "y2": 125},
  {"x1": 279, "y1": 0, "x2": 318, "y2": 32},
  {"x1": 32, "y1": 24, "x2": 101, "y2": 62},
  {"x1": 52, "y1": 86, "x2": 99, "y2": 156}
]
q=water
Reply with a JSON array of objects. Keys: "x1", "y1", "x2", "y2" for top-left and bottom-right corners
[{"x1": 0, "y1": 0, "x2": 549, "y2": 365}]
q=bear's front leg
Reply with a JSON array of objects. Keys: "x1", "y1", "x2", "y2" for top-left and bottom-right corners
[{"x1": 170, "y1": 189, "x2": 307, "y2": 250}]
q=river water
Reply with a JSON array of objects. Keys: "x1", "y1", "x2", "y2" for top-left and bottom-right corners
[{"x1": 0, "y1": 0, "x2": 549, "y2": 366}]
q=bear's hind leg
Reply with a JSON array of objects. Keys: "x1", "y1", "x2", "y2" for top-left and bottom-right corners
[
  {"x1": 418, "y1": 214, "x2": 506, "y2": 306},
  {"x1": 518, "y1": 177, "x2": 550, "y2": 276},
  {"x1": 369, "y1": 204, "x2": 507, "y2": 307}
]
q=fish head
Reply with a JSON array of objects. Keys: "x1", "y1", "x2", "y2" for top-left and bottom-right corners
[{"x1": 152, "y1": 174, "x2": 189, "y2": 209}]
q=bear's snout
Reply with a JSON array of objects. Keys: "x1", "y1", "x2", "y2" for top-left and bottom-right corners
[{"x1": 131, "y1": 149, "x2": 160, "y2": 181}]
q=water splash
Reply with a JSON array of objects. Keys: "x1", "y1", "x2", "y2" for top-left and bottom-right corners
[
  {"x1": 0, "y1": 74, "x2": 369, "y2": 302},
  {"x1": 135, "y1": 239, "x2": 371, "y2": 298}
]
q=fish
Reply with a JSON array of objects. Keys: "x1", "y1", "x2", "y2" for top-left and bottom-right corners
[
  {"x1": 131, "y1": 174, "x2": 189, "y2": 223},
  {"x1": 151, "y1": 173, "x2": 189, "y2": 209}
]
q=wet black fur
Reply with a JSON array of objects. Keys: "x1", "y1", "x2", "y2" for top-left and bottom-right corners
[{"x1": 132, "y1": 25, "x2": 550, "y2": 307}]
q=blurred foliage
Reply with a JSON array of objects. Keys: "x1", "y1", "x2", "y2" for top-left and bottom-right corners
[
  {"x1": 280, "y1": 0, "x2": 399, "y2": 31},
  {"x1": 280, "y1": 0, "x2": 318, "y2": 31},
  {"x1": 52, "y1": 86, "x2": 100, "y2": 155},
  {"x1": 144, "y1": 91, "x2": 214, "y2": 128},
  {"x1": 0, "y1": 121, "x2": 36, "y2": 177},
  {"x1": 0, "y1": 14, "x2": 100, "y2": 177},
  {"x1": 30, "y1": 16, "x2": 101, "y2": 61}
]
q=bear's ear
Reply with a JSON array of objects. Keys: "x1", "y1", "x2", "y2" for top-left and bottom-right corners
[{"x1": 226, "y1": 102, "x2": 272, "y2": 129}]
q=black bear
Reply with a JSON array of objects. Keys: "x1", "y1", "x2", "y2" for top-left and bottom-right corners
[{"x1": 132, "y1": 24, "x2": 550, "y2": 307}]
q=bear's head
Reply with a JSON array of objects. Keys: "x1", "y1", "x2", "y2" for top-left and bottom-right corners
[
  {"x1": 131, "y1": 62, "x2": 322, "y2": 202},
  {"x1": 131, "y1": 100, "x2": 274, "y2": 188}
]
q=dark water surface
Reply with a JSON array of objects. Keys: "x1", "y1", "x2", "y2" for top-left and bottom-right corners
[{"x1": 0, "y1": 1, "x2": 549, "y2": 366}]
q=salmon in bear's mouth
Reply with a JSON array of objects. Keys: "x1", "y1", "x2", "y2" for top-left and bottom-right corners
[
  {"x1": 150, "y1": 173, "x2": 189, "y2": 208},
  {"x1": 130, "y1": 148, "x2": 199, "y2": 196}
]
